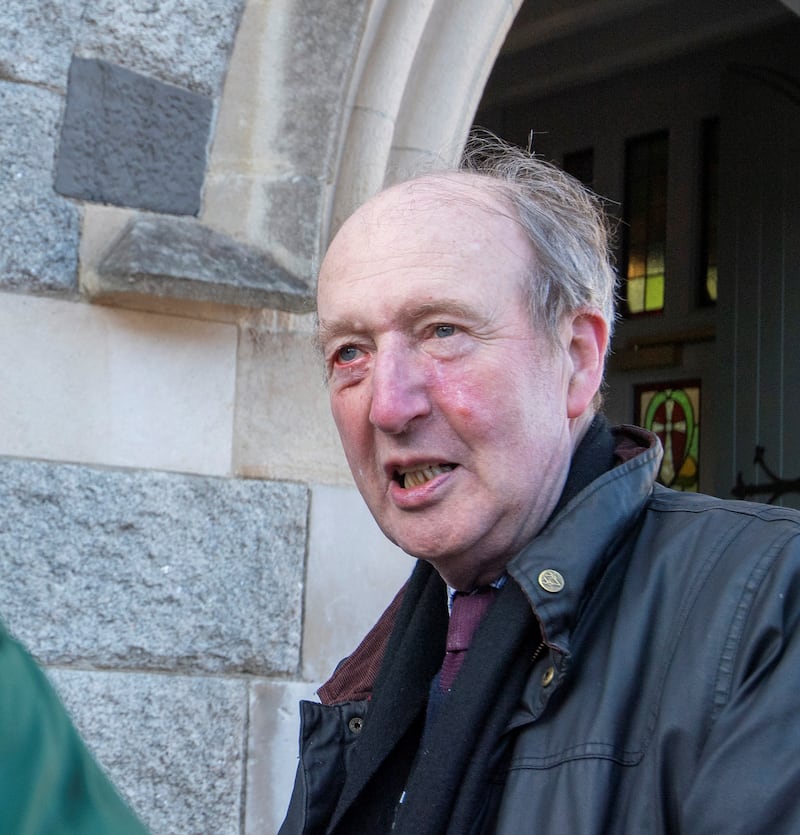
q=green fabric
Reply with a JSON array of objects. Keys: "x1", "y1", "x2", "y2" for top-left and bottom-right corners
[{"x1": 0, "y1": 621, "x2": 150, "y2": 835}]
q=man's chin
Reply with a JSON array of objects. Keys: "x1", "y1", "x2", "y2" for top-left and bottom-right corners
[
  {"x1": 376, "y1": 512, "x2": 481, "y2": 573},
  {"x1": 392, "y1": 534, "x2": 456, "y2": 564},
  {"x1": 393, "y1": 536, "x2": 466, "y2": 574},
  {"x1": 372, "y1": 511, "x2": 453, "y2": 560},
  {"x1": 395, "y1": 541, "x2": 449, "y2": 562}
]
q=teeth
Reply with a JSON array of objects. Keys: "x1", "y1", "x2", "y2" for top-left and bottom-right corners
[{"x1": 400, "y1": 464, "x2": 454, "y2": 488}]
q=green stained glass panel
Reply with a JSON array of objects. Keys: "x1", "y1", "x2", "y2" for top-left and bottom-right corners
[
  {"x1": 622, "y1": 130, "x2": 669, "y2": 315},
  {"x1": 645, "y1": 274, "x2": 665, "y2": 311},
  {"x1": 706, "y1": 265, "x2": 718, "y2": 303},
  {"x1": 627, "y1": 277, "x2": 645, "y2": 312},
  {"x1": 635, "y1": 381, "x2": 701, "y2": 491}
]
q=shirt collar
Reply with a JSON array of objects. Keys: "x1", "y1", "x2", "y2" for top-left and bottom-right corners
[{"x1": 446, "y1": 574, "x2": 508, "y2": 614}]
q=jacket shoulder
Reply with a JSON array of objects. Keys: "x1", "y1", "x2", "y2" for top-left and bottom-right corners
[
  {"x1": 638, "y1": 486, "x2": 800, "y2": 584},
  {"x1": 648, "y1": 483, "x2": 800, "y2": 525}
]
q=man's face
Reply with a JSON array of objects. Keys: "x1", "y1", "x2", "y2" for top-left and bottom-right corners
[{"x1": 317, "y1": 178, "x2": 582, "y2": 588}]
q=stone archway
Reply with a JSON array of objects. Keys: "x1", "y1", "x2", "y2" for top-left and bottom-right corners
[
  {"x1": 79, "y1": 0, "x2": 521, "y2": 316},
  {"x1": 327, "y1": 0, "x2": 523, "y2": 240},
  {"x1": 205, "y1": 0, "x2": 522, "y2": 287}
]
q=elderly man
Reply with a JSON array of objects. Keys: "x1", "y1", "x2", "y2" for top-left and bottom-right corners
[{"x1": 280, "y1": 139, "x2": 800, "y2": 834}]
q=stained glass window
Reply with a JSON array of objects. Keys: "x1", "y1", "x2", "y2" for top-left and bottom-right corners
[
  {"x1": 698, "y1": 117, "x2": 719, "y2": 305},
  {"x1": 635, "y1": 380, "x2": 700, "y2": 492},
  {"x1": 622, "y1": 131, "x2": 669, "y2": 315}
]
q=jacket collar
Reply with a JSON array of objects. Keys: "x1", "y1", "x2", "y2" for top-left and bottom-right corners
[
  {"x1": 319, "y1": 424, "x2": 661, "y2": 704},
  {"x1": 507, "y1": 424, "x2": 661, "y2": 658}
]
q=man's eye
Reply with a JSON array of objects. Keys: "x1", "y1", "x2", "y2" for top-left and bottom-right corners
[
  {"x1": 336, "y1": 345, "x2": 360, "y2": 363},
  {"x1": 434, "y1": 324, "x2": 456, "y2": 338}
]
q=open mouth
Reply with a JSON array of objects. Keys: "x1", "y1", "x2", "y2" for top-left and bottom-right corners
[{"x1": 393, "y1": 463, "x2": 456, "y2": 489}]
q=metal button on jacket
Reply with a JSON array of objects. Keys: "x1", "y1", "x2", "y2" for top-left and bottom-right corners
[{"x1": 538, "y1": 569, "x2": 565, "y2": 593}]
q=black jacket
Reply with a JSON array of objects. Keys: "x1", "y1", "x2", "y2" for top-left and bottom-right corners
[{"x1": 281, "y1": 426, "x2": 800, "y2": 834}]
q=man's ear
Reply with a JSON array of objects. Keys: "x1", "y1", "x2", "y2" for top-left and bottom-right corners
[{"x1": 566, "y1": 311, "x2": 608, "y2": 419}]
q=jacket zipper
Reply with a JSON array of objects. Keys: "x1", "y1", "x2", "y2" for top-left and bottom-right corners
[{"x1": 531, "y1": 641, "x2": 546, "y2": 663}]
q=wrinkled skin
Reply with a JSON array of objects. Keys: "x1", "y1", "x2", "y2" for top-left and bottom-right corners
[{"x1": 317, "y1": 175, "x2": 606, "y2": 589}]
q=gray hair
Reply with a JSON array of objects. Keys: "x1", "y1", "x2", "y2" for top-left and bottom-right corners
[{"x1": 458, "y1": 132, "x2": 618, "y2": 348}]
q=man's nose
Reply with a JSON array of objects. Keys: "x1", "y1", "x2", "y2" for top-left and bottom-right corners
[{"x1": 368, "y1": 344, "x2": 431, "y2": 434}]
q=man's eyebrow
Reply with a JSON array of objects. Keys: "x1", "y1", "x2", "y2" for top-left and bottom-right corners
[
  {"x1": 315, "y1": 318, "x2": 362, "y2": 348},
  {"x1": 401, "y1": 299, "x2": 478, "y2": 323},
  {"x1": 316, "y1": 299, "x2": 480, "y2": 346}
]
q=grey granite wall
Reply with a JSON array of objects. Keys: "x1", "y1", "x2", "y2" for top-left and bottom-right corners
[
  {"x1": 0, "y1": 456, "x2": 308, "y2": 833},
  {"x1": 0, "y1": 80, "x2": 80, "y2": 292},
  {"x1": 0, "y1": 458, "x2": 306, "y2": 674},
  {"x1": 0, "y1": 1, "x2": 336, "y2": 830},
  {"x1": 2, "y1": 0, "x2": 242, "y2": 94},
  {"x1": 51, "y1": 669, "x2": 248, "y2": 835},
  {"x1": 0, "y1": 2, "x2": 316, "y2": 827},
  {"x1": 0, "y1": 0, "x2": 244, "y2": 294}
]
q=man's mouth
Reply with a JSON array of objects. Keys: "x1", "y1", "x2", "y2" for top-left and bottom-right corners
[{"x1": 393, "y1": 463, "x2": 456, "y2": 489}]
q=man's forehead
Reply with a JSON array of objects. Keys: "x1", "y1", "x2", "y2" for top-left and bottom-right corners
[
  {"x1": 320, "y1": 173, "x2": 527, "y2": 278},
  {"x1": 357, "y1": 172, "x2": 511, "y2": 226}
]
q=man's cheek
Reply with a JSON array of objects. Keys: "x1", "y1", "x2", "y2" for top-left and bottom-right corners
[{"x1": 434, "y1": 369, "x2": 485, "y2": 422}]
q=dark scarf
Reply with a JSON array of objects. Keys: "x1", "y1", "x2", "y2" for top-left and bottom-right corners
[{"x1": 330, "y1": 416, "x2": 617, "y2": 835}]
